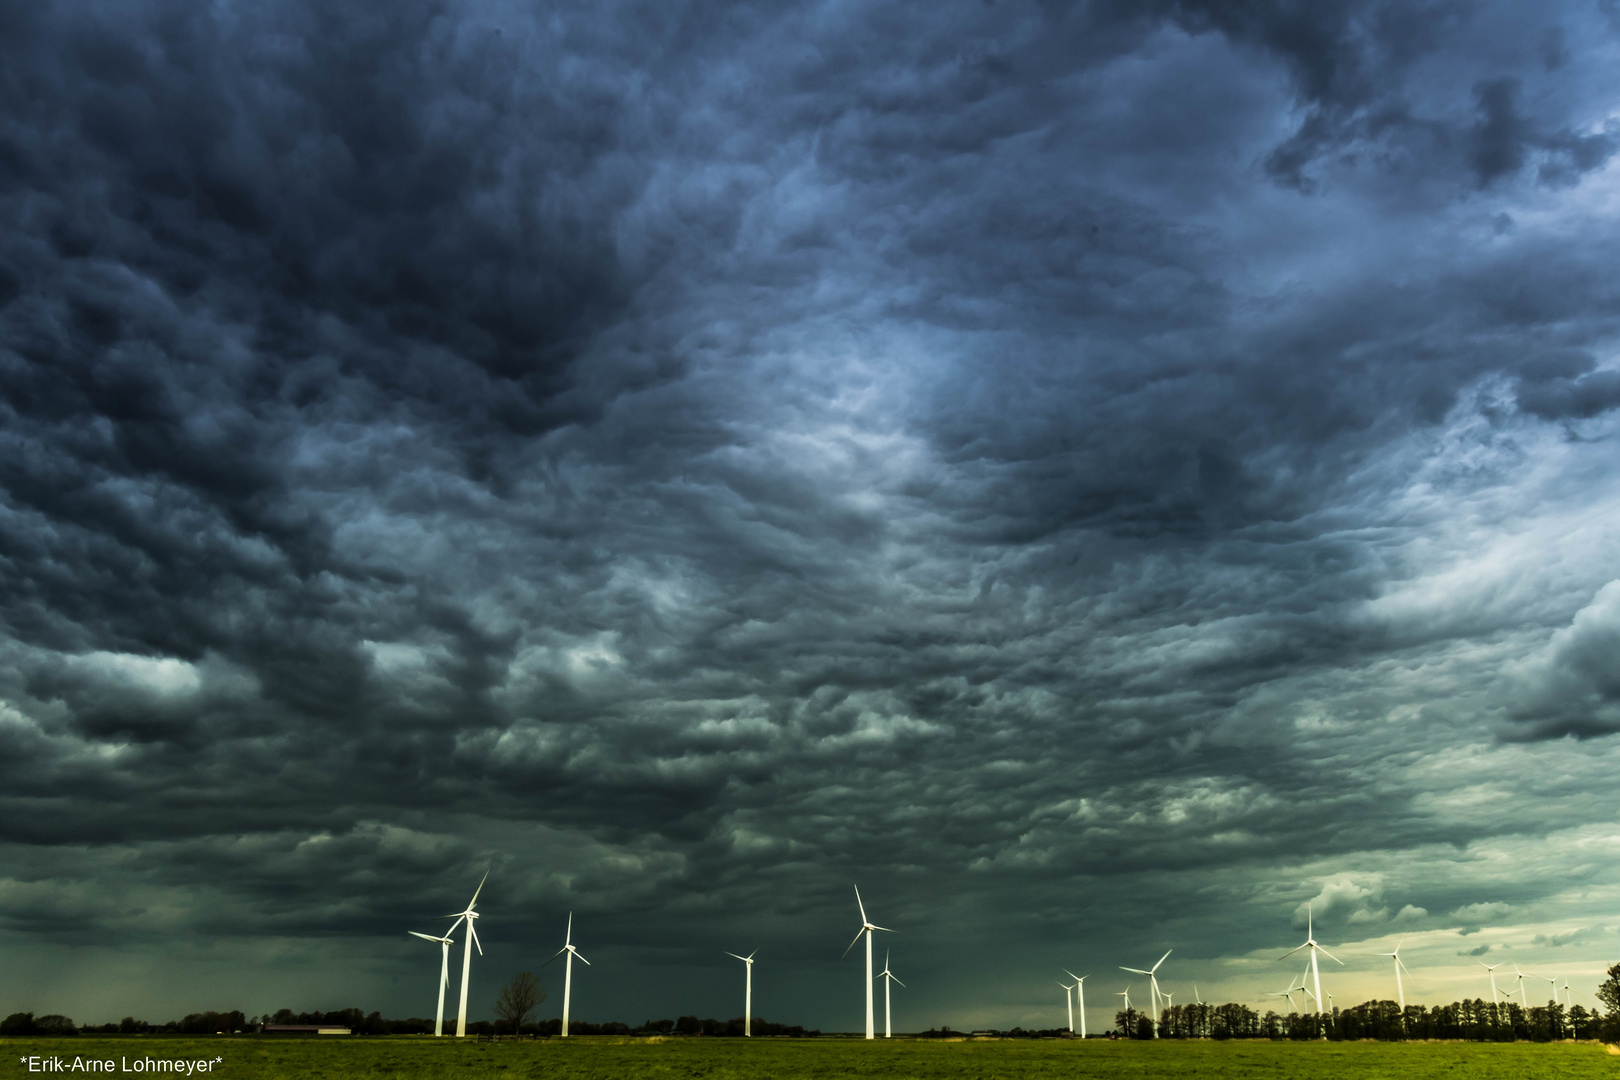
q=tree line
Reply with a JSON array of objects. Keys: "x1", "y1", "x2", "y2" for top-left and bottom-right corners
[
  {"x1": 1112, "y1": 961, "x2": 1620, "y2": 1042},
  {"x1": 0, "y1": 1006, "x2": 818, "y2": 1039}
]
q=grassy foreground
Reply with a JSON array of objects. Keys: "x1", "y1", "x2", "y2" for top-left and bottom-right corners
[{"x1": 4, "y1": 1036, "x2": 1617, "y2": 1079}]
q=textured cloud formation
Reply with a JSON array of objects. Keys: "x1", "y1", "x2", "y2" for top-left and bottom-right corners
[{"x1": 2, "y1": 0, "x2": 1620, "y2": 1030}]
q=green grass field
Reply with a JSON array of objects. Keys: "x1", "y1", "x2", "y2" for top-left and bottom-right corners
[{"x1": 5, "y1": 1037, "x2": 1617, "y2": 1080}]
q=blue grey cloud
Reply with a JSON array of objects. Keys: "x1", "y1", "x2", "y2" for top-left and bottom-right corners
[{"x1": 2, "y1": 0, "x2": 1619, "y2": 1031}]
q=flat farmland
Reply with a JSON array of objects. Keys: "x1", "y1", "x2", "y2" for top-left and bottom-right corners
[{"x1": 4, "y1": 1037, "x2": 1617, "y2": 1080}]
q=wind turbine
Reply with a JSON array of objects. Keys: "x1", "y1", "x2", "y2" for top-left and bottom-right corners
[
  {"x1": 1280, "y1": 906, "x2": 1341, "y2": 1016},
  {"x1": 875, "y1": 949, "x2": 905, "y2": 1038},
  {"x1": 1560, "y1": 977, "x2": 1572, "y2": 1009},
  {"x1": 1116, "y1": 986, "x2": 1132, "y2": 1024},
  {"x1": 1509, "y1": 965, "x2": 1530, "y2": 1008},
  {"x1": 1480, "y1": 961, "x2": 1502, "y2": 1004},
  {"x1": 1059, "y1": 980, "x2": 1076, "y2": 1034},
  {"x1": 407, "y1": 929, "x2": 456, "y2": 1037},
  {"x1": 1120, "y1": 950, "x2": 1171, "y2": 1037},
  {"x1": 543, "y1": 913, "x2": 590, "y2": 1036},
  {"x1": 1193, "y1": 984, "x2": 1203, "y2": 1006},
  {"x1": 440, "y1": 872, "x2": 487, "y2": 1038},
  {"x1": 1064, "y1": 971, "x2": 1089, "y2": 1039},
  {"x1": 840, "y1": 885, "x2": 895, "y2": 1040},
  {"x1": 726, "y1": 950, "x2": 757, "y2": 1037},
  {"x1": 1378, "y1": 940, "x2": 1411, "y2": 1010},
  {"x1": 1268, "y1": 984, "x2": 1299, "y2": 1015}
]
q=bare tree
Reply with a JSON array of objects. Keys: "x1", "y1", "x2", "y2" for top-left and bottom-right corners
[{"x1": 494, "y1": 972, "x2": 544, "y2": 1036}]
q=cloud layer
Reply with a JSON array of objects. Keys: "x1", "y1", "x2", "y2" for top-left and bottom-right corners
[{"x1": 2, "y1": 0, "x2": 1619, "y2": 1030}]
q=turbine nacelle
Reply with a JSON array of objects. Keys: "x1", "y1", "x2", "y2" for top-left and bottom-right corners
[
  {"x1": 841, "y1": 885, "x2": 897, "y2": 958},
  {"x1": 545, "y1": 912, "x2": 591, "y2": 966}
]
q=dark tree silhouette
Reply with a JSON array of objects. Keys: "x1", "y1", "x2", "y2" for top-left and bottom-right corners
[
  {"x1": 494, "y1": 972, "x2": 545, "y2": 1035},
  {"x1": 1597, "y1": 962, "x2": 1620, "y2": 1017}
]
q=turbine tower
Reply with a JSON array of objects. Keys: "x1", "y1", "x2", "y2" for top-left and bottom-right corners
[
  {"x1": 1064, "y1": 971, "x2": 1089, "y2": 1039},
  {"x1": 726, "y1": 950, "x2": 757, "y2": 1036},
  {"x1": 1280, "y1": 906, "x2": 1341, "y2": 1016},
  {"x1": 440, "y1": 872, "x2": 487, "y2": 1038},
  {"x1": 1378, "y1": 940, "x2": 1411, "y2": 1010},
  {"x1": 1059, "y1": 980, "x2": 1076, "y2": 1034},
  {"x1": 1480, "y1": 961, "x2": 1502, "y2": 1004},
  {"x1": 544, "y1": 913, "x2": 590, "y2": 1036},
  {"x1": 407, "y1": 929, "x2": 456, "y2": 1037},
  {"x1": 840, "y1": 885, "x2": 895, "y2": 1040},
  {"x1": 1120, "y1": 949, "x2": 1171, "y2": 1037},
  {"x1": 876, "y1": 949, "x2": 905, "y2": 1038}
]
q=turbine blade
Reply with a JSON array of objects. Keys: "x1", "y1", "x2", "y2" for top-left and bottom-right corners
[
  {"x1": 1316, "y1": 945, "x2": 1343, "y2": 965},
  {"x1": 854, "y1": 884, "x2": 868, "y2": 925},
  {"x1": 566, "y1": 911, "x2": 573, "y2": 947},
  {"x1": 408, "y1": 931, "x2": 439, "y2": 942},
  {"x1": 542, "y1": 946, "x2": 567, "y2": 966},
  {"x1": 1279, "y1": 943, "x2": 1308, "y2": 960},
  {"x1": 1152, "y1": 949, "x2": 1172, "y2": 972},
  {"x1": 575, "y1": 951, "x2": 590, "y2": 966},
  {"x1": 841, "y1": 928, "x2": 866, "y2": 959},
  {"x1": 727, "y1": 952, "x2": 748, "y2": 962},
  {"x1": 468, "y1": 869, "x2": 489, "y2": 909},
  {"x1": 1121, "y1": 967, "x2": 1150, "y2": 975},
  {"x1": 746, "y1": 950, "x2": 757, "y2": 961},
  {"x1": 870, "y1": 924, "x2": 897, "y2": 933},
  {"x1": 893, "y1": 976, "x2": 906, "y2": 988},
  {"x1": 470, "y1": 922, "x2": 483, "y2": 956}
]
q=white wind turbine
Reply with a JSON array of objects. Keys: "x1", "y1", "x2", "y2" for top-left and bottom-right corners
[
  {"x1": 1120, "y1": 950, "x2": 1171, "y2": 1037},
  {"x1": 1268, "y1": 983, "x2": 1299, "y2": 1015},
  {"x1": 439, "y1": 872, "x2": 487, "y2": 1038},
  {"x1": 1064, "y1": 971, "x2": 1089, "y2": 1039},
  {"x1": 1509, "y1": 965, "x2": 1530, "y2": 1008},
  {"x1": 1560, "y1": 977, "x2": 1572, "y2": 1009},
  {"x1": 544, "y1": 913, "x2": 590, "y2": 1036},
  {"x1": 1378, "y1": 940, "x2": 1411, "y2": 1010},
  {"x1": 1117, "y1": 986, "x2": 1132, "y2": 1019},
  {"x1": 840, "y1": 885, "x2": 895, "y2": 1040},
  {"x1": 875, "y1": 949, "x2": 905, "y2": 1038},
  {"x1": 1059, "y1": 980, "x2": 1076, "y2": 1034},
  {"x1": 1280, "y1": 906, "x2": 1341, "y2": 1016},
  {"x1": 1193, "y1": 984, "x2": 1203, "y2": 1006},
  {"x1": 1480, "y1": 961, "x2": 1502, "y2": 1004},
  {"x1": 726, "y1": 950, "x2": 757, "y2": 1036},
  {"x1": 407, "y1": 929, "x2": 457, "y2": 1037}
]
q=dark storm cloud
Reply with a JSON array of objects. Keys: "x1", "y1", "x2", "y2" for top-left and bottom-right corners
[{"x1": 2, "y1": 0, "x2": 1620, "y2": 1027}]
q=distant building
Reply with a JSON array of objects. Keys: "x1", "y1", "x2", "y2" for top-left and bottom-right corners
[{"x1": 259, "y1": 1024, "x2": 352, "y2": 1036}]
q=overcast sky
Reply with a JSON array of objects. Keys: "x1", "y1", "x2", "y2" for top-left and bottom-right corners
[{"x1": 3, "y1": 0, "x2": 1620, "y2": 1033}]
